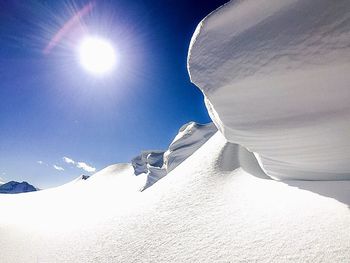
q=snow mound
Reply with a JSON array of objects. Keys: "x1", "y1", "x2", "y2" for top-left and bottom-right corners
[
  {"x1": 1, "y1": 132, "x2": 350, "y2": 262},
  {"x1": 0, "y1": 181, "x2": 37, "y2": 194},
  {"x1": 90, "y1": 163, "x2": 133, "y2": 180},
  {"x1": 132, "y1": 122, "x2": 217, "y2": 190},
  {"x1": 188, "y1": 0, "x2": 350, "y2": 180},
  {"x1": 59, "y1": 175, "x2": 89, "y2": 186},
  {"x1": 164, "y1": 122, "x2": 217, "y2": 172},
  {"x1": 89, "y1": 163, "x2": 147, "y2": 190},
  {"x1": 72, "y1": 175, "x2": 90, "y2": 182}
]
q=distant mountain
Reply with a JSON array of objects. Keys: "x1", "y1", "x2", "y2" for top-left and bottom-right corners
[{"x1": 0, "y1": 181, "x2": 37, "y2": 194}]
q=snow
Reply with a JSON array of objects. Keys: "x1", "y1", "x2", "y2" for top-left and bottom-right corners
[
  {"x1": 1, "y1": 132, "x2": 350, "y2": 262},
  {"x1": 1, "y1": 1, "x2": 350, "y2": 261},
  {"x1": 132, "y1": 150, "x2": 166, "y2": 190},
  {"x1": 188, "y1": 0, "x2": 350, "y2": 180},
  {"x1": 59, "y1": 175, "x2": 90, "y2": 187},
  {"x1": 164, "y1": 121, "x2": 217, "y2": 172},
  {"x1": 132, "y1": 150, "x2": 165, "y2": 175},
  {"x1": 132, "y1": 122, "x2": 217, "y2": 190}
]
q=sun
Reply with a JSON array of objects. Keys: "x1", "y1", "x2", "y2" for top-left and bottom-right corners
[{"x1": 78, "y1": 36, "x2": 116, "y2": 75}]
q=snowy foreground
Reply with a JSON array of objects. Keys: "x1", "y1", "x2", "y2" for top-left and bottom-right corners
[
  {"x1": 2, "y1": 0, "x2": 350, "y2": 261},
  {"x1": 1, "y1": 132, "x2": 350, "y2": 262}
]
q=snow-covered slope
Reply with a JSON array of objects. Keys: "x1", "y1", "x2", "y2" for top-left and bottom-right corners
[
  {"x1": 1, "y1": 132, "x2": 350, "y2": 262},
  {"x1": 188, "y1": 0, "x2": 350, "y2": 180},
  {"x1": 0, "y1": 181, "x2": 37, "y2": 194},
  {"x1": 132, "y1": 122, "x2": 217, "y2": 190},
  {"x1": 71, "y1": 174, "x2": 90, "y2": 182}
]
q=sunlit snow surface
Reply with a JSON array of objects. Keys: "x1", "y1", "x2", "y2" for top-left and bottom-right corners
[
  {"x1": 132, "y1": 122, "x2": 217, "y2": 190},
  {"x1": 1, "y1": 133, "x2": 350, "y2": 262},
  {"x1": 188, "y1": 0, "x2": 350, "y2": 180},
  {"x1": 2, "y1": 1, "x2": 350, "y2": 261}
]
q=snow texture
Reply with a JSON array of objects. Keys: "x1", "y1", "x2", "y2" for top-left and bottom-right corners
[
  {"x1": 0, "y1": 181, "x2": 37, "y2": 194},
  {"x1": 188, "y1": 0, "x2": 350, "y2": 180},
  {"x1": 1, "y1": 132, "x2": 350, "y2": 262},
  {"x1": 132, "y1": 122, "x2": 217, "y2": 190},
  {"x1": 132, "y1": 150, "x2": 166, "y2": 190},
  {"x1": 132, "y1": 150, "x2": 164, "y2": 175},
  {"x1": 164, "y1": 122, "x2": 217, "y2": 172},
  {"x1": 2, "y1": 1, "x2": 350, "y2": 261}
]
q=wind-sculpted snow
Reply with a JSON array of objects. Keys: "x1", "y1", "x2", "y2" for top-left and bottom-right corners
[
  {"x1": 0, "y1": 181, "x2": 37, "y2": 194},
  {"x1": 132, "y1": 150, "x2": 166, "y2": 190},
  {"x1": 132, "y1": 122, "x2": 217, "y2": 190},
  {"x1": 131, "y1": 150, "x2": 164, "y2": 176},
  {"x1": 164, "y1": 122, "x2": 217, "y2": 172},
  {"x1": 188, "y1": 0, "x2": 350, "y2": 180},
  {"x1": 131, "y1": 152, "x2": 149, "y2": 175}
]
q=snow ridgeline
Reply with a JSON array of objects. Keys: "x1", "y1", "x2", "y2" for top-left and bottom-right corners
[
  {"x1": 188, "y1": 0, "x2": 350, "y2": 180},
  {"x1": 1, "y1": 132, "x2": 350, "y2": 262},
  {"x1": 132, "y1": 122, "x2": 217, "y2": 190}
]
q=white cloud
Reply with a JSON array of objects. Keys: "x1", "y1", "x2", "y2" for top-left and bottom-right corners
[
  {"x1": 60, "y1": 156, "x2": 96, "y2": 173},
  {"x1": 53, "y1": 165, "x2": 64, "y2": 171},
  {"x1": 77, "y1": 162, "x2": 96, "y2": 173},
  {"x1": 37, "y1": 161, "x2": 49, "y2": 167},
  {"x1": 63, "y1": 156, "x2": 75, "y2": 164}
]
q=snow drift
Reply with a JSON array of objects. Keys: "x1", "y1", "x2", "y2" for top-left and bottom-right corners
[
  {"x1": 1, "y1": 132, "x2": 350, "y2": 262},
  {"x1": 132, "y1": 150, "x2": 165, "y2": 176},
  {"x1": 132, "y1": 150, "x2": 167, "y2": 190},
  {"x1": 2, "y1": 1, "x2": 350, "y2": 261},
  {"x1": 132, "y1": 122, "x2": 217, "y2": 190},
  {"x1": 164, "y1": 122, "x2": 217, "y2": 172},
  {"x1": 188, "y1": 0, "x2": 350, "y2": 180}
]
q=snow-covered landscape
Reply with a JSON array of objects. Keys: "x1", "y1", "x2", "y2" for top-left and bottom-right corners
[
  {"x1": 1, "y1": 130, "x2": 350, "y2": 262},
  {"x1": 1, "y1": 0, "x2": 350, "y2": 262}
]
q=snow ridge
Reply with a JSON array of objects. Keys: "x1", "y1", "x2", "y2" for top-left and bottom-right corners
[
  {"x1": 132, "y1": 122, "x2": 217, "y2": 190},
  {"x1": 188, "y1": 0, "x2": 350, "y2": 180}
]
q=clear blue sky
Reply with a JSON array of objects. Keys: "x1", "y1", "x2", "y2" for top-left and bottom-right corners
[{"x1": 0, "y1": 0, "x2": 228, "y2": 188}]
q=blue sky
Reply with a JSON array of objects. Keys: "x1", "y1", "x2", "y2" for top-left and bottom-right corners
[{"x1": 0, "y1": 0, "x2": 228, "y2": 188}]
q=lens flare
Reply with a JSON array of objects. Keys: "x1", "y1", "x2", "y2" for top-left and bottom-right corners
[{"x1": 43, "y1": 2, "x2": 95, "y2": 55}]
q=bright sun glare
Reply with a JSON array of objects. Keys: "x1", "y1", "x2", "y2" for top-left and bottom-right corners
[{"x1": 78, "y1": 36, "x2": 116, "y2": 75}]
